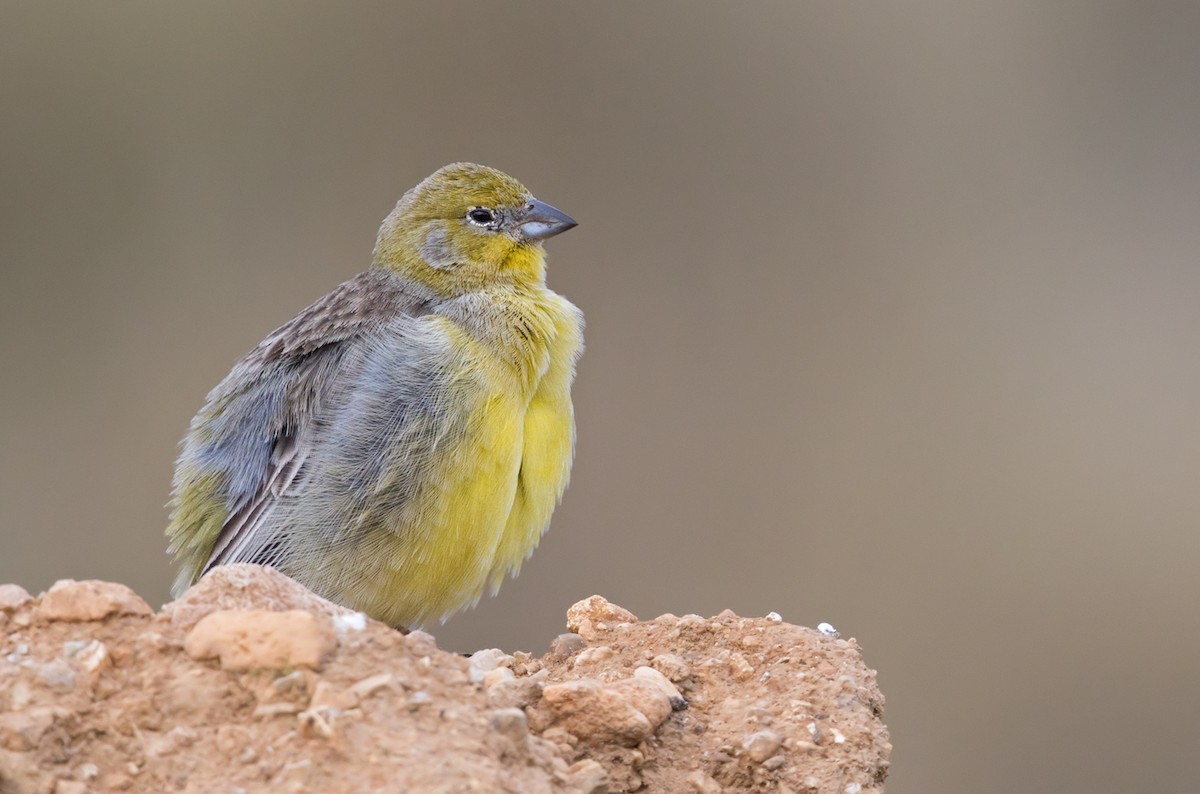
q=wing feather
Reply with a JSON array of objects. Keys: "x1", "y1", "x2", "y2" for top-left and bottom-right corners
[{"x1": 167, "y1": 269, "x2": 433, "y2": 594}]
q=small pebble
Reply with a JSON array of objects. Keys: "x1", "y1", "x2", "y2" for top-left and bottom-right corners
[
  {"x1": 184, "y1": 610, "x2": 336, "y2": 671},
  {"x1": 332, "y1": 611, "x2": 367, "y2": 632},
  {"x1": 727, "y1": 652, "x2": 755, "y2": 682},
  {"x1": 539, "y1": 678, "x2": 655, "y2": 746},
  {"x1": 73, "y1": 640, "x2": 110, "y2": 673},
  {"x1": 566, "y1": 759, "x2": 608, "y2": 794},
  {"x1": 633, "y1": 666, "x2": 688, "y2": 710},
  {"x1": 486, "y1": 675, "x2": 545, "y2": 710},
  {"x1": 572, "y1": 645, "x2": 615, "y2": 668},
  {"x1": 37, "y1": 580, "x2": 152, "y2": 622},
  {"x1": 467, "y1": 648, "x2": 514, "y2": 684},
  {"x1": 348, "y1": 673, "x2": 394, "y2": 700},
  {"x1": 404, "y1": 629, "x2": 438, "y2": 655},
  {"x1": 36, "y1": 659, "x2": 77, "y2": 691},
  {"x1": 566, "y1": 596, "x2": 638, "y2": 634},
  {"x1": 685, "y1": 769, "x2": 722, "y2": 793},
  {"x1": 482, "y1": 667, "x2": 514, "y2": 688},
  {"x1": 549, "y1": 632, "x2": 586, "y2": 658},
  {"x1": 742, "y1": 729, "x2": 783, "y2": 763},
  {"x1": 253, "y1": 702, "x2": 300, "y2": 718},
  {"x1": 651, "y1": 653, "x2": 691, "y2": 683},
  {"x1": 0, "y1": 584, "x2": 32, "y2": 611},
  {"x1": 817, "y1": 622, "x2": 839, "y2": 638}
]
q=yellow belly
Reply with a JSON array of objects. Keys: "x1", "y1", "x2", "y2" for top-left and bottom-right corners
[{"x1": 348, "y1": 303, "x2": 582, "y2": 627}]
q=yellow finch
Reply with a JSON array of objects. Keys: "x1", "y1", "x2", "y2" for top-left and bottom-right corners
[{"x1": 166, "y1": 163, "x2": 583, "y2": 628}]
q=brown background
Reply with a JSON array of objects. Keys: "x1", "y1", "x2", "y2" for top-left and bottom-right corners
[{"x1": 3, "y1": 3, "x2": 1198, "y2": 792}]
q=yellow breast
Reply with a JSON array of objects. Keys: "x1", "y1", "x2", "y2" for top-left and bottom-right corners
[
  {"x1": 489, "y1": 293, "x2": 584, "y2": 592},
  {"x1": 357, "y1": 292, "x2": 583, "y2": 626}
]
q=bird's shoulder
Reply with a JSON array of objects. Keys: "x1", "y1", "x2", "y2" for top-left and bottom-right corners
[
  {"x1": 208, "y1": 269, "x2": 434, "y2": 396},
  {"x1": 252, "y1": 268, "x2": 432, "y2": 362}
]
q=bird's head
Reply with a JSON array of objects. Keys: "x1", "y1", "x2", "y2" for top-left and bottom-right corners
[{"x1": 373, "y1": 163, "x2": 577, "y2": 296}]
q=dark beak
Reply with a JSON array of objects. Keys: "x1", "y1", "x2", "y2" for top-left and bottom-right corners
[{"x1": 517, "y1": 198, "x2": 578, "y2": 241}]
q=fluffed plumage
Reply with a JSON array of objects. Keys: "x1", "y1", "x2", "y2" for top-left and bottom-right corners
[{"x1": 166, "y1": 163, "x2": 583, "y2": 628}]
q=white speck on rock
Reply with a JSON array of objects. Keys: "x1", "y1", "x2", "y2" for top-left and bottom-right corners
[
  {"x1": 818, "y1": 622, "x2": 840, "y2": 638},
  {"x1": 468, "y1": 648, "x2": 515, "y2": 684},
  {"x1": 333, "y1": 612, "x2": 367, "y2": 632}
]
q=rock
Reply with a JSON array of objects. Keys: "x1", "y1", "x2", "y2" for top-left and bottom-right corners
[
  {"x1": 572, "y1": 645, "x2": 615, "y2": 668},
  {"x1": 650, "y1": 653, "x2": 691, "y2": 682},
  {"x1": 404, "y1": 630, "x2": 438, "y2": 655},
  {"x1": 468, "y1": 648, "x2": 515, "y2": 684},
  {"x1": 0, "y1": 707, "x2": 69, "y2": 752},
  {"x1": 0, "y1": 584, "x2": 32, "y2": 611},
  {"x1": 100, "y1": 772, "x2": 133, "y2": 790},
  {"x1": 685, "y1": 770, "x2": 723, "y2": 793},
  {"x1": 163, "y1": 563, "x2": 355, "y2": 630},
  {"x1": 308, "y1": 680, "x2": 357, "y2": 711},
  {"x1": 0, "y1": 573, "x2": 890, "y2": 793},
  {"x1": 632, "y1": 666, "x2": 687, "y2": 708},
  {"x1": 566, "y1": 758, "x2": 608, "y2": 793},
  {"x1": 37, "y1": 580, "x2": 151, "y2": 622},
  {"x1": 144, "y1": 726, "x2": 199, "y2": 759},
  {"x1": 536, "y1": 679, "x2": 654, "y2": 747},
  {"x1": 486, "y1": 674, "x2": 545, "y2": 710},
  {"x1": 63, "y1": 639, "x2": 109, "y2": 675},
  {"x1": 253, "y1": 701, "x2": 301, "y2": 718},
  {"x1": 608, "y1": 675, "x2": 673, "y2": 730},
  {"x1": 33, "y1": 660, "x2": 75, "y2": 691},
  {"x1": 549, "y1": 632, "x2": 586, "y2": 658},
  {"x1": 743, "y1": 730, "x2": 783, "y2": 763},
  {"x1": 482, "y1": 667, "x2": 514, "y2": 688},
  {"x1": 331, "y1": 611, "x2": 368, "y2": 633},
  {"x1": 485, "y1": 708, "x2": 531, "y2": 760},
  {"x1": 566, "y1": 595, "x2": 638, "y2": 628},
  {"x1": 566, "y1": 596, "x2": 637, "y2": 640},
  {"x1": 6, "y1": 681, "x2": 32, "y2": 711},
  {"x1": 0, "y1": 747, "x2": 52, "y2": 794},
  {"x1": 347, "y1": 673, "x2": 394, "y2": 701},
  {"x1": 297, "y1": 705, "x2": 350, "y2": 743},
  {"x1": 183, "y1": 609, "x2": 336, "y2": 671},
  {"x1": 726, "y1": 652, "x2": 755, "y2": 682}
]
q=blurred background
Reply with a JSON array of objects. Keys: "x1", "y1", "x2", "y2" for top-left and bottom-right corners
[{"x1": 3, "y1": 2, "x2": 1199, "y2": 791}]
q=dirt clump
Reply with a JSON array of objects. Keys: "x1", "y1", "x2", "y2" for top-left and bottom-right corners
[{"x1": 0, "y1": 565, "x2": 890, "y2": 792}]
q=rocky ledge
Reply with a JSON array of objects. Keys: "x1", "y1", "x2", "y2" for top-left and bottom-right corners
[{"x1": 0, "y1": 565, "x2": 890, "y2": 793}]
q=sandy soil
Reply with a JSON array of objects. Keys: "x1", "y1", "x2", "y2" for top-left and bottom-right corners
[{"x1": 0, "y1": 565, "x2": 890, "y2": 793}]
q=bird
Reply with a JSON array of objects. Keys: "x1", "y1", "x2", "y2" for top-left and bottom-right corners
[{"x1": 165, "y1": 163, "x2": 583, "y2": 629}]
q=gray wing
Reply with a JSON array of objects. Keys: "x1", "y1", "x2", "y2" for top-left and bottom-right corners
[{"x1": 166, "y1": 269, "x2": 435, "y2": 593}]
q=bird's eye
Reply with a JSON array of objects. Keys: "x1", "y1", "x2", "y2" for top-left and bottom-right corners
[{"x1": 467, "y1": 208, "x2": 496, "y2": 226}]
